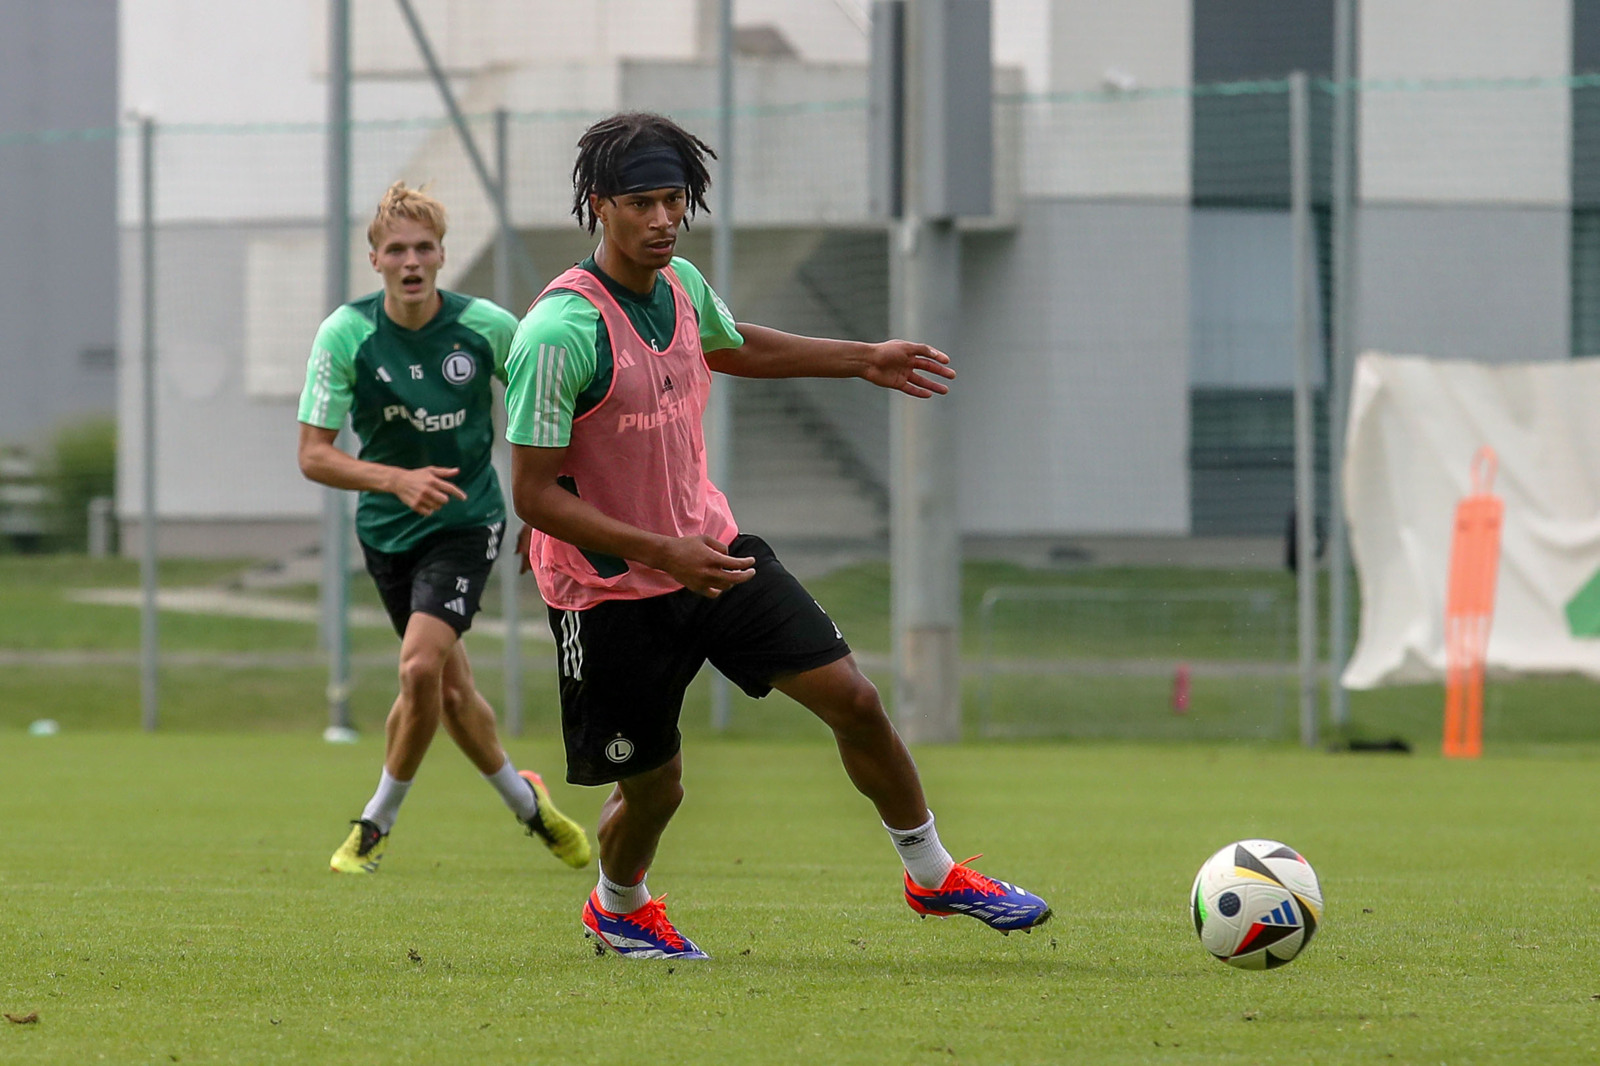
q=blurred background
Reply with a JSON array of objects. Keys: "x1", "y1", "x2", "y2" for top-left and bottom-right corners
[{"x1": 3, "y1": 0, "x2": 1596, "y2": 747}]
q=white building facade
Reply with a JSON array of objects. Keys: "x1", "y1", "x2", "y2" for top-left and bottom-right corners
[{"x1": 114, "y1": 0, "x2": 1593, "y2": 553}]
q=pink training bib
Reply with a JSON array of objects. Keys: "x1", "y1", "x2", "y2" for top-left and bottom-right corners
[{"x1": 527, "y1": 265, "x2": 738, "y2": 611}]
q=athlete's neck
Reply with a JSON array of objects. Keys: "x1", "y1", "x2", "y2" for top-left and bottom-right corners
[
  {"x1": 384, "y1": 290, "x2": 443, "y2": 331},
  {"x1": 593, "y1": 241, "x2": 657, "y2": 296}
]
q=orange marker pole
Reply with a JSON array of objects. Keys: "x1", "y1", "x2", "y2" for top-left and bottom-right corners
[{"x1": 1442, "y1": 447, "x2": 1503, "y2": 758}]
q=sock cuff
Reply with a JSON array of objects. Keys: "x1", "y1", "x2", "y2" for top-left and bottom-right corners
[
  {"x1": 362, "y1": 769, "x2": 413, "y2": 835},
  {"x1": 884, "y1": 812, "x2": 936, "y2": 841},
  {"x1": 595, "y1": 863, "x2": 651, "y2": 915},
  {"x1": 597, "y1": 863, "x2": 643, "y2": 892},
  {"x1": 485, "y1": 757, "x2": 538, "y2": 820}
]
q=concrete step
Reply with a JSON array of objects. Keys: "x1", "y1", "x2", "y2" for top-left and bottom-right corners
[{"x1": 723, "y1": 379, "x2": 886, "y2": 540}]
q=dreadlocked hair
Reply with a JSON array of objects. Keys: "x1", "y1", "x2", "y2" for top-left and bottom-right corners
[{"x1": 571, "y1": 112, "x2": 716, "y2": 234}]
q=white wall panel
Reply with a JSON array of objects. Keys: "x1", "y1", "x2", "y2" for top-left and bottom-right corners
[
  {"x1": 245, "y1": 232, "x2": 330, "y2": 400},
  {"x1": 957, "y1": 202, "x2": 1190, "y2": 535},
  {"x1": 1361, "y1": 0, "x2": 1571, "y2": 204},
  {"x1": 1035, "y1": 0, "x2": 1191, "y2": 199},
  {"x1": 1357, "y1": 205, "x2": 1569, "y2": 363},
  {"x1": 735, "y1": 0, "x2": 866, "y2": 64},
  {"x1": 308, "y1": 0, "x2": 703, "y2": 76},
  {"x1": 994, "y1": 0, "x2": 1052, "y2": 93},
  {"x1": 1019, "y1": 95, "x2": 1191, "y2": 200},
  {"x1": 117, "y1": 226, "x2": 325, "y2": 528}
]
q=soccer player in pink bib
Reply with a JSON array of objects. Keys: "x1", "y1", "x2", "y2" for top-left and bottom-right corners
[{"x1": 505, "y1": 113, "x2": 1051, "y2": 959}]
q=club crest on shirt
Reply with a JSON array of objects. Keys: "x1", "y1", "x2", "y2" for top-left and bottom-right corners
[{"x1": 442, "y1": 349, "x2": 476, "y2": 386}]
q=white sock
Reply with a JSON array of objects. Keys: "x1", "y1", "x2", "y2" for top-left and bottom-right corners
[
  {"x1": 485, "y1": 757, "x2": 539, "y2": 822},
  {"x1": 596, "y1": 863, "x2": 650, "y2": 915},
  {"x1": 886, "y1": 812, "x2": 955, "y2": 889},
  {"x1": 360, "y1": 769, "x2": 411, "y2": 835}
]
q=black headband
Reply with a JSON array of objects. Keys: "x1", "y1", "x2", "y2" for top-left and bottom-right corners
[{"x1": 604, "y1": 143, "x2": 688, "y2": 196}]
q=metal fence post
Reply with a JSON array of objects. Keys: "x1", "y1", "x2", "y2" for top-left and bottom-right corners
[
  {"x1": 1289, "y1": 71, "x2": 1319, "y2": 748},
  {"x1": 139, "y1": 116, "x2": 159, "y2": 732},
  {"x1": 321, "y1": 0, "x2": 354, "y2": 741},
  {"x1": 890, "y1": 0, "x2": 984, "y2": 743},
  {"x1": 87, "y1": 496, "x2": 114, "y2": 559},
  {"x1": 1328, "y1": 0, "x2": 1358, "y2": 729},
  {"x1": 708, "y1": 0, "x2": 735, "y2": 732},
  {"x1": 494, "y1": 105, "x2": 523, "y2": 737}
]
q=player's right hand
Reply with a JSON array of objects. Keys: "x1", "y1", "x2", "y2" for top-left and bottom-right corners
[
  {"x1": 393, "y1": 466, "x2": 468, "y2": 516},
  {"x1": 659, "y1": 535, "x2": 756, "y2": 598}
]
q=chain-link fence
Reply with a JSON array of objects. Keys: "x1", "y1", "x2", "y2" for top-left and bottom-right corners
[
  {"x1": 6, "y1": 67, "x2": 1599, "y2": 741},
  {"x1": 85, "y1": 73, "x2": 1600, "y2": 544}
]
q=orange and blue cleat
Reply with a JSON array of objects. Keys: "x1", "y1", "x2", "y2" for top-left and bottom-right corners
[
  {"x1": 581, "y1": 891, "x2": 710, "y2": 960},
  {"x1": 904, "y1": 855, "x2": 1052, "y2": 934}
]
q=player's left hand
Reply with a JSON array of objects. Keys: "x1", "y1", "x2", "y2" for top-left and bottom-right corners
[{"x1": 862, "y1": 340, "x2": 956, "y2": 398}]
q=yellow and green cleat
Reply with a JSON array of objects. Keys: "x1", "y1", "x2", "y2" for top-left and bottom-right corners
[
  {"x1": 330, "y1": 818, "x2": 387, "y2": 874},
  {"x1": 518, "y1": 770, "x2": 592, "y2": 869}
]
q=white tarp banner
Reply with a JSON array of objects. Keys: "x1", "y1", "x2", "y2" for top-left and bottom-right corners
[{"x1": 1343, "y1": 351, "x2": 1600, "y2": 689}]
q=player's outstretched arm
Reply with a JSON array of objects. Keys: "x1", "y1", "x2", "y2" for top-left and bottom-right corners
[
  {"x1": 511, "y1": 443, "x2": 754, "y2": 597},
  {"x1": 705, "y1": 323, "x2": 955, "y2": 397},
  {"x1": 296, "y1": 423, "x2": 466, "y2": 517}
]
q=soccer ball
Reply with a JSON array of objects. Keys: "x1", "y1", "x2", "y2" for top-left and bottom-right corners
[{"x1": 1190, "y1": 839, "x2": 1323, "y2": 970}]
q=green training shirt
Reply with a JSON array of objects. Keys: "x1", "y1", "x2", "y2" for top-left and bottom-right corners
[
  {"x1": 505, "y1": 255, "x2": 742, "y2": 448},
  {"x1": 298, "y1": 290, "x2": 517, "y2": 553}
]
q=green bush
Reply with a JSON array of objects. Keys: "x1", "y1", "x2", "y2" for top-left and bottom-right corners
[{"x1": 45, "y1": 416, "x2": 117, "y2": 552}]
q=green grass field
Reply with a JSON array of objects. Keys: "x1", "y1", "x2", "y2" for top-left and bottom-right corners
[
  {"x1": 3, "y1": 555, "x2": 1599, "y2": 1063},
  {"x1": 3, "y1": 555, "x2": 1599, "y2": 750},
  {"x1": 2, "y1": 736, "x2": 1597, "y2": 1064}
]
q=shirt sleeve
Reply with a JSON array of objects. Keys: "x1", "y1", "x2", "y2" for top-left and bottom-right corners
[
  {"x1": 671, "y1": 257, "x2": 743, "y2": 353},
  {"x1": 505, "y1": 293, "x2": 600, "y2": 448},
  {"x1": 459, "y1": 297, "x2": 520, "y2": 384},
  {"x1": 296, "y1": 307, "x2": 364, "y2": 429}
]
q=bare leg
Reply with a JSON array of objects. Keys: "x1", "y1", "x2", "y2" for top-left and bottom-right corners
[
  {"x1": 773, "y1": 655, "x2": 929, "y2": 830},
  {"x1": 383, "y1": 613, "x2": 460, "y2": 780},
  {"x1": 596, "y1": 753, "x2": 684, "y2": 887},
  {"x1": 437, "y1": 641, "x2": 509, "y2": 775}
]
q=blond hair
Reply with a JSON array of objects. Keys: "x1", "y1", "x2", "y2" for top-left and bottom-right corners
[{"x1": 367, "y1": 181, "x2": 448, "y2": 247}]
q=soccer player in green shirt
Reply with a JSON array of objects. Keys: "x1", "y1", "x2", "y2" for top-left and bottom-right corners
[
  {"x1": 297, "y1": 182, "x2": 590, "y2": 875},
  {"x1": 505, "y1": 114, "x2": 1051, "y2": 959}
]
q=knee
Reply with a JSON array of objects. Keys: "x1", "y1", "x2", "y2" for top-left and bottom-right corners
[
  {"x1": 397, "y1": 646, "x2": 447, "y2": 698},
  {"x1": 629, "y1": 766, "x2": 684, "y2": 821},
  {"x1": 650, "y1": 784, "x2": 685, "y2": 822},
  {"x1": 827, "y1": 676, "x2": 889, "y2": 735}
]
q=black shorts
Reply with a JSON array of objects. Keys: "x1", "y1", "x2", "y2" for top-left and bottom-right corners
[
  {"x1": 361, "y1": 521, "x2": 506, "y2": 638},
  {"x1": 546, "y1": 533, "x2": 851, "y2": 785}
]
